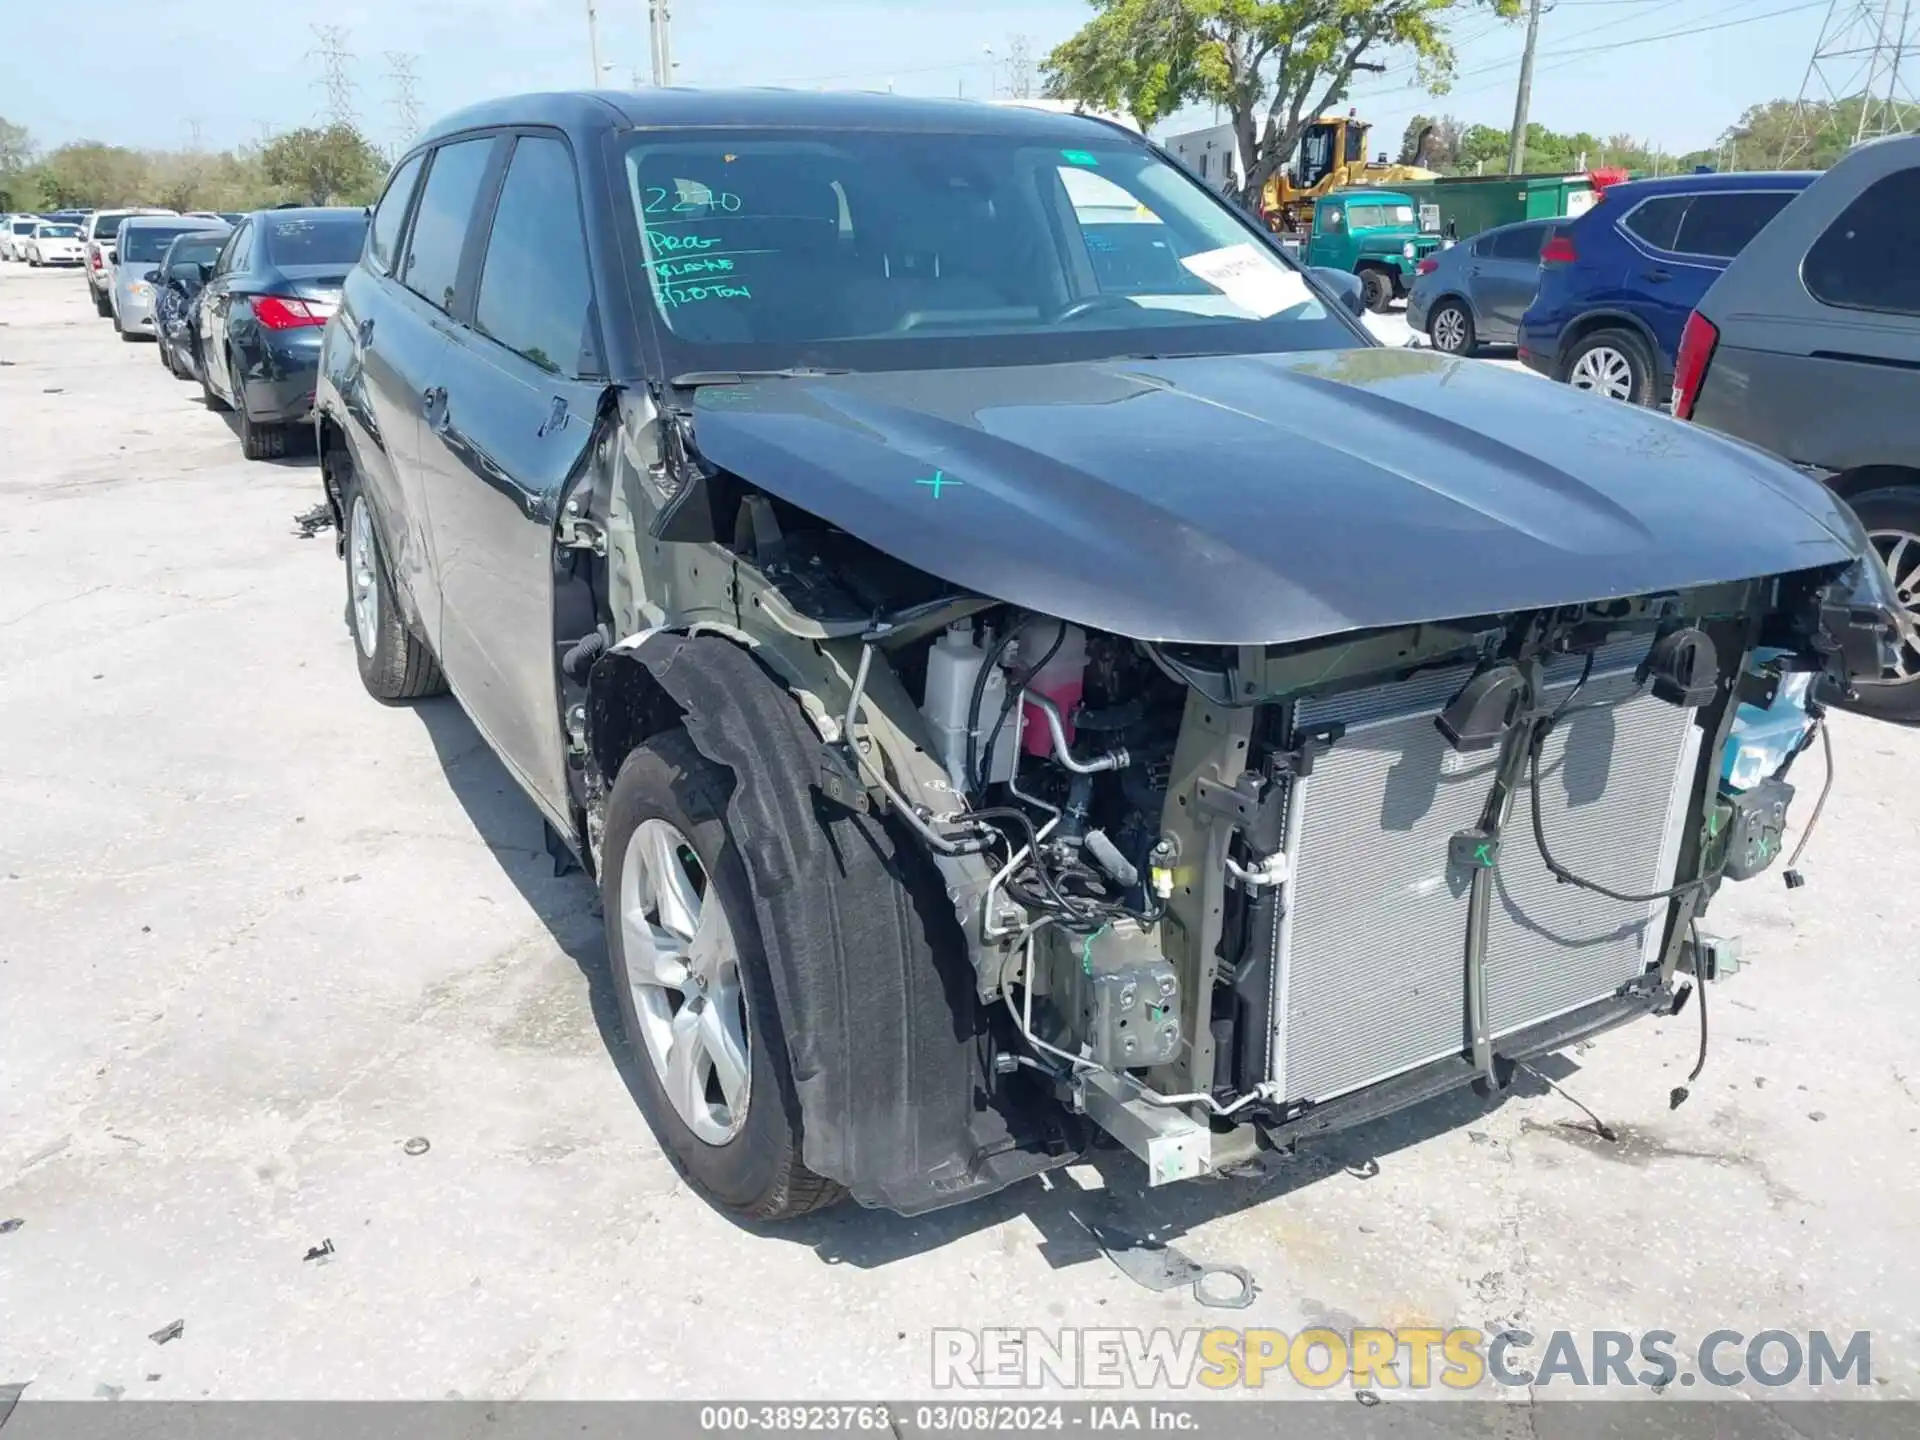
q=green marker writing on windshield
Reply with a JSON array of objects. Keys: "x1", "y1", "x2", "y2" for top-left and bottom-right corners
[{"x1": 915, "y1": 469, "x2": 962, "y2": 499}]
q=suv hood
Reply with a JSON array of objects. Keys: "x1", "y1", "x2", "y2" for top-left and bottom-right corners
[{"x1": 688, "y1": 348, "x2": 1866, "y2": 645}]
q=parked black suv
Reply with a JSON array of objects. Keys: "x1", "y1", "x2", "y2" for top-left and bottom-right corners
[{"x1": 315, "y1": 91, "x2": 1900, "y2": 1222}]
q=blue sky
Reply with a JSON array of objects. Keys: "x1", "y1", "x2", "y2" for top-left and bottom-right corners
[{"x1": 4, "y1": 0, "x2": 1829, "y2": 160}]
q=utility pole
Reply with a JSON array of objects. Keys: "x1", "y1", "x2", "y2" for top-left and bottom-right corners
[
  {"x1": 1506, "y1": 0, "x2": 1544, "y2": 175},
  {"x1": 649, "y1": 0, "x2": 674, "y2": 85},
  {"x1": 585, "y1": 0, "x2": 603, "y2": 85}
]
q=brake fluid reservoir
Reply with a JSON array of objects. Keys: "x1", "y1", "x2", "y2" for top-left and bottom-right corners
[
  {"x1": 1018, "y1": 618, "x2": 1089, "y2": 757},
  {"x1": 921, "y1": 623, "x2": 1010, "y2": 793}
]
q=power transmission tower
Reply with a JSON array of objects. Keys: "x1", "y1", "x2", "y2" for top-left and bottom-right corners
[
  {"x1": 1781, "y1": 0, "x2": 1917, "y2": 163},
  {"x1": 385, "y1": 52, "x2": 422, "y2": 147},
  {"x1": 1005, "y1": 33, "x2": 1034, "y2": 100},
  {"x1": 1507, "y1": 0, "x2": 1545, "y2": 174},
  {"x1": 310, "y1": 24, "x2": 359, "y2": 129},
  {"x1": 649, "y1": 0, "x2": 674, "y2": 85}
]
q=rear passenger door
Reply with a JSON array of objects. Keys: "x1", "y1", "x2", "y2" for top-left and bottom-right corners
[
  {"x1": 1474, "y1": 222, "x2": 1550, "y2": 340},
  {"x1": 421, "y1": 130, "x2": 605, "y2": 825},
  {"x1": 199, "y1": 220, "x2": 250, "y2": 401}
]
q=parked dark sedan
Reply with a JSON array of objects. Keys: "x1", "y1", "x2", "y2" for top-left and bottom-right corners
[
  {"x1": 314, "y1": 90, "x2": 1900, "y2": 1224},
  {"x1": 196, "y1": 206, "x2": 367, "y2": 459},
  {"x1": 152, "y1": 228, "x2": 232, "y2": 380}
]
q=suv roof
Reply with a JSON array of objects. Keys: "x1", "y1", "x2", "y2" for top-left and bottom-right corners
[{"x1": 1594, "y1": 169, "x2": 1821, "y2": 207}]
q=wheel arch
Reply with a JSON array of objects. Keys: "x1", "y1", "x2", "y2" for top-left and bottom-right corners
[
  {"x1": 1823, "y1": 463, "x2": 1920, "y2": 506},
  {"x1": 1558, "y1": 309, "x2": 1661, "y2": 372}
]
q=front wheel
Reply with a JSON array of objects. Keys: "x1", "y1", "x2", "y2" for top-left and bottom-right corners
[
  {"x1": 1359, "y1": 268, "x2": 1395, "y2": 313},
  {"x1": 1837, "y1": 486, "x2": 1920, "y2": 725},
  {"x1": 1562, "y1": 327, "x2": 1656, "y2": 406},
  {"x1": 341, "y1": 472, "x2": 447, "y2": 702},
  {"x1": 602, "y1": 730, "x2": 842, "y2": 1221}
]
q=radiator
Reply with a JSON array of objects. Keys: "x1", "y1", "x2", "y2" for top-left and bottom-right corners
[{"x1": 1267, "y1": 643, "x2": 1700, "y2": 1104}]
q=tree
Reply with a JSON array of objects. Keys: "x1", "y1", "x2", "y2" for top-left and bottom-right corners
[
  {"x1": 34, "y1": 143, "x2": 150, "y2": 207},
  {"x1": 1043, "y1": 0, "x2": 1521, "y2": 203},
  {"x1": 260, "y1": 124, "x2": 385, "y2": 206}
]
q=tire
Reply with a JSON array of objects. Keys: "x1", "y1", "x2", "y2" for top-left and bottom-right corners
[
  {"x1": 159, "y1": 336, "x2": 177, "y2": 376},
  {"x1": 229, "y1": 347, "x2": 288, "y2": 460},
  {"x1": 1359, "y1": 267, "x2": 1395, "y2": 313},
  {"x1": 1562, "y1": 327, "x2": 1656, "y2": 406},
  {"x1": 340, "y1": 471, "x2": 447, "y2": 703},
  {"x1": 601, "y1": 729, "x2": 842, "y2": 1221},
  {"x1": 1428, "y1": 299, "x2": 1476, "y2": 356},
  {"x1": 119, "y1": 325, "x2": 141, "y2": 344},
  {"x1": 1836, "y1": 486, "x2": 1920, "y2": 725},
  {"x1": 92, "y1": 285, "x2": 112, "y2": 318}
]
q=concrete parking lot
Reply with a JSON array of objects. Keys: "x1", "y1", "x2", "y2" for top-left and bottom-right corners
[{"x1": 2, "y1": 262, "x2": 1917, "y2": 1404}]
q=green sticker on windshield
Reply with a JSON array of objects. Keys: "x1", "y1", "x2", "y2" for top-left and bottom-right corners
[{"x1": 1061, "y1": 149, "x2": 1100, "y2": 167}]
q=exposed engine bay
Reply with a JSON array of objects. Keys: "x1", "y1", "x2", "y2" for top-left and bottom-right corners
[{"x1": 569, "y1": 359, "x2": 1908, "y2": 1209}]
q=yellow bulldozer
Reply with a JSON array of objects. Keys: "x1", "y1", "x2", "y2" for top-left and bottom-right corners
[{"x1": 1260, "y1": 110, "x2": 1440, "y2": 239}]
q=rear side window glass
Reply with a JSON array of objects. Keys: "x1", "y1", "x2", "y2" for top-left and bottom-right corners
[
  {"x1": 369, "y1": 153, "x2": 425, "y2": 274},
  {"x1": 1490, "y1": 224, "x2": 1547, "y2": 261},
  {"x1": 1675, "y1": 190, "x2": 1793, "y2": 258},
  {"x1": 1621, "y1": 195, "x2": 1688, "y2": 251},
  {"x1": 215, "y1": 222, "x2": 249, "y2": 275},
  {"x1": 402, "y1": 137, "x2": 495, "y2": 313},
  {"x1": 474, "y1": 135, "x2": 600, "y2": 376},
  {"x1": 1803, "y1": 167, "x2": 1920, "y2": 317}
]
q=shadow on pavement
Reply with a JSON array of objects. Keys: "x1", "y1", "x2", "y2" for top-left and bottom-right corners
[{"x1": 410, "y1": 693, "x2": 1583, "y2": 1282}]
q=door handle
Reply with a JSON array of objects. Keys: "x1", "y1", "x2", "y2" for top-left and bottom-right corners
[
  {"x1": 422, "y1": 384, "x2": 445, "y2": 409},
  {"x1": 1643, "y1": 267, "x2": 1672, "y2": 283},
  {"x1": 358, "y1": 316, "x2": 375, "y2": 345}
]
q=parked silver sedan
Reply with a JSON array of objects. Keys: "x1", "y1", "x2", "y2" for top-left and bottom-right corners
[
  {"x1": 111, "y1": 217, "x2": 225, "y2": 341},
  {"x1": 1405, "y1": 219, "x2": 1556, "y2": 356}
]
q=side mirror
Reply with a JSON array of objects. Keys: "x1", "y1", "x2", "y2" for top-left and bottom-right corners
[
  {"x1": 196, "y1": 261, "x2": 213, "y2": 283},
  {"x1": 143, "y1": 268, "x2": 160, "y2": 283},
  {"x1": 1312, "y1": 266, "x2": 1367, "y2": 319}
]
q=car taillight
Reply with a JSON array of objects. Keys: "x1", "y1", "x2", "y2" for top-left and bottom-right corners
[
  {"x1": 1671, "y1": 310, "x2": 1720, "y2": 421},
  {"x1": 1416, "y1": 257, "x2": 1439, "y2": 276},
  {"x1": 253, "y1": 296, "x2": 328, "y2": 330},
  {"x1": 1541, "y1": 234, "x2": 1578, "y2": 264},
  {"x1": 89, "y1": 250, "x2": 102, "y2": 270}
]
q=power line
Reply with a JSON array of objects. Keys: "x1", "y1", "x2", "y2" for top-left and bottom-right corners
[{"x1": 309, "y1": 24, "x2": 359, "y2": 129}]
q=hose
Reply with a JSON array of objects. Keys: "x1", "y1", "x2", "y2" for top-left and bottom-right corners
[
  {"x1": 1783, "y1": 719, "x2": 1834, "y2": 874},
  {"x1": 978, "y1": 623, "x2": 1065, "y2": 794}
]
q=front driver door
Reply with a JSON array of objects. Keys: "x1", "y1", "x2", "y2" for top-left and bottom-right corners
[
  {"x1": 418, "y1": 131, "x2": 604, "y2": 826},
  {"x1": 199, "y1": 220, "x2": 248, "y2": 400}
]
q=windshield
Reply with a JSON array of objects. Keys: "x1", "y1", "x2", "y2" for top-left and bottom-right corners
[
  {"x1": 1346, "y1": 203, "x2": 1415, "y2": 230},
  {"x1": 121, "y1": 225, "x2": 204, "y2": 264},
  {"x1": 622, "y1": 128, "x2": 1354, "y2": 374},
  {"x1": 91, "y1": 212, "x2": 133, "y2": 240},
  {"x1": 165, "y1": 236, "x2": 225, "y2": 270},
  {"x1": 264, "y1": 213, "x2": 367, "y2": 267},
  {"x1": 40, "y1": 224, "x2": 81, "y2": 238}
]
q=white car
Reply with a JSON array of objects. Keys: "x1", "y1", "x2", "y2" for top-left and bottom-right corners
[
  {"x1": 1, "y1": 216, "x2": 42, "y2": 261},
  {"x1": 25, "y1": 221, "x2": 85, "y2": 267}
]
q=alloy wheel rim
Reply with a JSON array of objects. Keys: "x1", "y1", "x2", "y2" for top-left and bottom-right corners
[
  {"x1": 349, "y1": 497, "x2": 379, "y2": 656},
  {"x1": 1433, "y1": 307, "x2": 1467, "y2": 352},
  {"x1": 1865, "y1": 528, "x2": 1920, "y2": 682},
  {"x1": 1569, "y1": 346, "x2": 1635, "y2": 400},
  {"x1": 620, "y1": 818, "x2": 752, "y2": 1145}
]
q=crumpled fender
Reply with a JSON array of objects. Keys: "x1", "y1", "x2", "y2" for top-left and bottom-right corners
[{"x1": 591, "y1": 631, "x2": 1079, "y2": 1213}]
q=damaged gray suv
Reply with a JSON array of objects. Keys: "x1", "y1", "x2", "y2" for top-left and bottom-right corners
[{"x1": 315, "y1": 91, "x2": 1905, "y2": 1220}]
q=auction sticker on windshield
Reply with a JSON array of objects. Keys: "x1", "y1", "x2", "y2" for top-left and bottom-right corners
[{"x1": 1178, "y1": 244, "x2": 1310, "y2": 319}]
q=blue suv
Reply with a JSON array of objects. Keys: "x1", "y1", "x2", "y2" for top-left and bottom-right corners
[{"x1": 1518, "y1": 171, "x2": 1815, "y2": 404}]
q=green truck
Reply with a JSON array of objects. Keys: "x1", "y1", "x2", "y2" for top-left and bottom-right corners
[{"x1": 1302, "y1": 190, "x2": 1443, "y2": 312}]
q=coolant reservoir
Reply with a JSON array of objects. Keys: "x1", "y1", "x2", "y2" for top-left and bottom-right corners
[
  {"x1": 922, "y1": 623, "x2": 1012, "y2": 793},
  {"x1": 1017, "y1": 618, "x2": 1089, "y2": 757}
]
